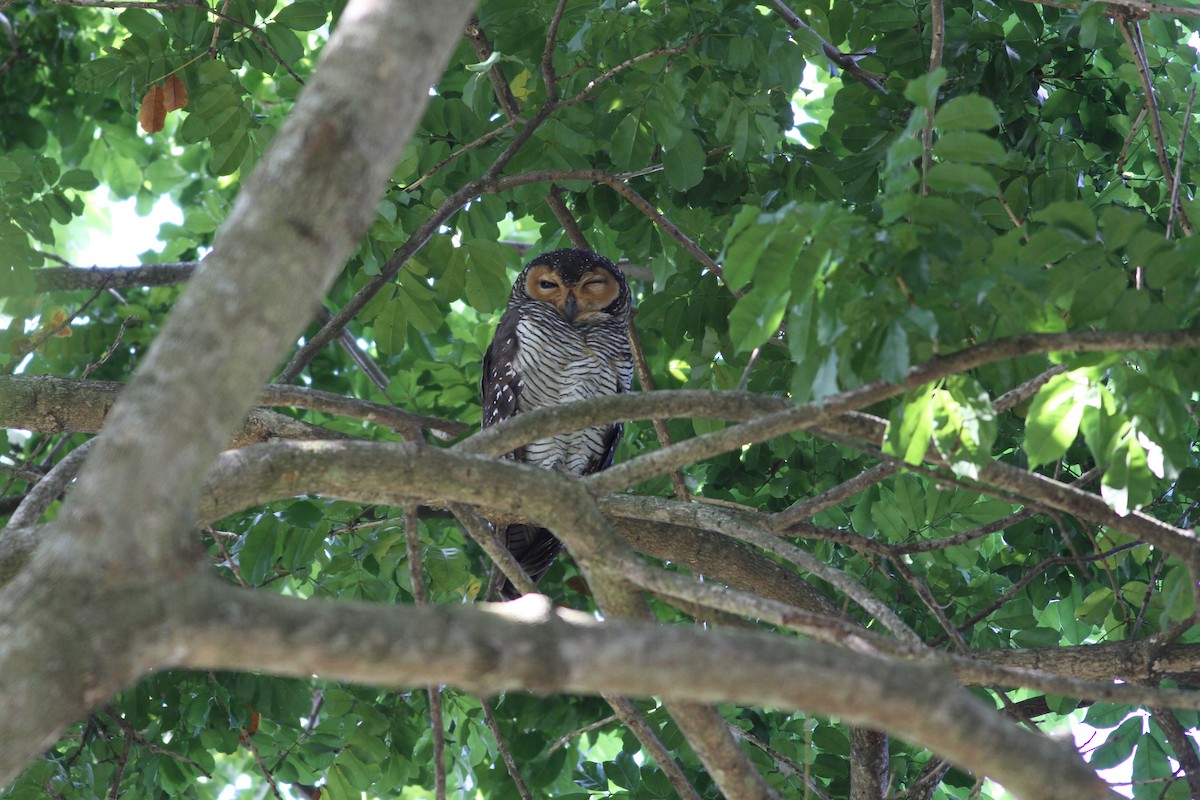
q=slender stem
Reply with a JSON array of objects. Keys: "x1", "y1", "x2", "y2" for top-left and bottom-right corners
[
  {"x1": 481, "y1": 700, "x2": 533, "y2": 800},
  {"x1": 1166, "y1": 83, "x2": 1197, "y2": 239},
  {"x1": 920, "y1": 0, "x2": 945, "y2": 195}
]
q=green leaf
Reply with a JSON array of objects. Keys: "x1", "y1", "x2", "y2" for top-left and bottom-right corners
[
  {"x1": 932, "y1": 131, "x2": 1007, "y2": 165},
  {"x1": 1131, "y1": 736, "x2": 1174, "y2": 800},
  {"x1": 75, "y1": 56, "x2": 128, "y2": 93},
  {"x1": 1074, "y1": 587, "x2": 1113, "y2": 625},
  {"x1": 0, "y1": 157, "x2": 20, "y2": 183},
  {"x1": 1088, "y1": 716, "x2": 1141, "y2": 768},
  {"x1": 903, "y1": 67, "x2": 947, "y2": 109},
  {"x1": 1101, "y1": 428, "x2": 1150, "y2": 516},
  {"x1": 209, "y1": 129, "x2": 250, "y2": 176},
  {"x1": 883, "y1": 385, "x2": 936, "y2": 466},
  {"x1": 663, "y1": 129, "x2": 705, "y2": 191},
  {"x1": 261, "y1": 23, "x2": 305, "y2": 67},
  {"x1": 1025, "y1": 371, "x2": 1089, "y2": 466},
  {"x1": 322, "y1": 765, "x2": 358, "y2": 800},
  {"x1": 397, "y1": 272, "x2": 442, "y2": 333},
  {"x1": 274, "y1": 1, "x2": 327, "y2": 30},
  {"x1": 870, "y1": 497, "x2": 909, "y2": 539},
  {"x1": 58, "y1": 169, "x2": 99, "y2": 191},
  {"x1": 1175, "y1": 466, "x2": 1200, "y2": 501},
  {"x1": 104, "y1": 154, "x2": 144, "y2": 198},
  {"x1": 1160, "y1": 566, "x2": 1195, "y2": 624},
  {"x1": 1079, "y1": 2, "x2": 1107, "y2": 48},
  {"x1": 610, "y1": 112, "x2": 643, "y2": 170},
  {"x1": 462, "y1": 240, "x2": 511, "y2": 313},
  {"x1": 878, "y1": 321, "x2": 909, "y2": 383},
  {"x1": 934, "y1": 94, "x2": 1001, "y2": 131},
  {"x1": 722, "y1": 205, "x2": 768, "y2": 292},
  {"x1": 238, "y1": 524, "x2": 278, "y2": 585},
  {"x1": 279, "y1": 499, "x2": 324, "y2": 529},
  {"x1": 728, "y1": 286, "x2": 790, "y2": 353},
  {"x1": 893, "y1": 474, "x2": 926, "y2": 530},
  {"x1": 925, "y1": 163, "x2": 999, "y2": 196},
  {"x1": 119, "y1": 8, "x2": 166, "y2": 39},
  {"x1": 930, "y1": 377, "x2": 997, "y2": 478}
]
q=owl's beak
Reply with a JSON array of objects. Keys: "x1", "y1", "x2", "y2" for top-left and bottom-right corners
[{"x1": 564, "y1": 291, "x2": 577, "y2": 322}]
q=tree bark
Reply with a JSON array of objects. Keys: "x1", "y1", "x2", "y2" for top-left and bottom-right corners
[{"x1": 0, "y1": 0, "x2": 478, "y2": 783}]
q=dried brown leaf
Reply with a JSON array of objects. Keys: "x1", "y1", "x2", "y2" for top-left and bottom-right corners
[
  {"x1": 139, "y1": 84, "x2": 167, "y2": 134},
  {"x1": 163, "y1": 75, "x2": 188, "y2": 113}
]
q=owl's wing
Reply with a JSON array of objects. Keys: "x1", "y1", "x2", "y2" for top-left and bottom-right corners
[
  {"x1": 582, "y1": 353, "x2": 632, "y2": 475},
  {"x1": 583, "y1": 422, "x2": 623, "y2": 475},
  {"x1": 481, "y1": 309, "x2": 521, "y2": 430}
]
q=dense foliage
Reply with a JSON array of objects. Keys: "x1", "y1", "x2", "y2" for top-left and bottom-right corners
[{"x1": 2, "y1": 0, "x2": 1200, "y2": 798}]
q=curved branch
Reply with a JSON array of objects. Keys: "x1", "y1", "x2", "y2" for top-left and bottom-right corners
[
  {"x1": 169, "y1": 577, "x2": 1114, "y2": 800},
  {"x1": 585, "y1": 329, "x2": 1200, "y2": 495}
]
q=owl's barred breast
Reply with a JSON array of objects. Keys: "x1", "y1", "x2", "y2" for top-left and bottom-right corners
[{"x1": 512, "y1": 311, "x2": 626, "y2": 474}]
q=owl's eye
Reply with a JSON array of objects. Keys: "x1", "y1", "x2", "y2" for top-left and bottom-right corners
[{"x1": 539, "y1": 279, "x2": 557, "y2": 290}]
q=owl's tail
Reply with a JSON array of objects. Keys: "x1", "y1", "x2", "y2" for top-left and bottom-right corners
[{"x1": 497, "y1": 523, "x2": 564, "y2": 600}]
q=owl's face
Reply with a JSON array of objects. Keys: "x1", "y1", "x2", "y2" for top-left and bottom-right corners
[
  {"x1": 523, "y1": 264, "x2": 622, "y2": 324},
  {"x1": 513, "y1": 249, "x2": 630, "y2": 325}
]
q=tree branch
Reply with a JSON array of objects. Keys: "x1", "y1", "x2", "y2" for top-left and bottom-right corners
[
  {"x1": 0, "y1": 0, "x2": 479, "y2": 782},
  {"x1": 168, "y1": 578, "x2": 1115, "y2": 800}
]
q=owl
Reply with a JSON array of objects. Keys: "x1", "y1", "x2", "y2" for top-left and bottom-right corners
[{"x1": 481, "y1": 248, "x2": 634, "y2": 599}]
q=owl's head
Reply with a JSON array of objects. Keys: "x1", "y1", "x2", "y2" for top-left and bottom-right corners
[{"x1": 513, "y1": 248, "x2": 631, "y2": 325}]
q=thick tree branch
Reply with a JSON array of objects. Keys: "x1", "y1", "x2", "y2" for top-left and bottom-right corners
[
  {"x1": 0, "y1": 0, "x2": 478, "y2": 783},
  {"x1": 0, "y1": 375, "x2": 467, "y2": 443},
  {"x1": 0, "y1": 375, "x2": 352, "y2": 447},
  {"x1": 4, "y1": 262, "x2": 200, "y2": 294},
  {"x1": 820, "y1": 412, "x2": 1200, "y2": 564},
  {"x1": 168, "y1": 578, "x2": 1115, "y2": 800},
  {"x1": 1021, "y1": 0, "x2": 1200, "y2": 19}
]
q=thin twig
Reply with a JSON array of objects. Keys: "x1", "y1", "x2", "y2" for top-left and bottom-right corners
[
  {"x1": 258, "y1": 383, "x2": 468, "y2": 440},
  {"x1": 102, "y1": 706, "x2": 213, "y2": 777},
  {"x1": 463, "y1": 14, "x2": 520, "y2": 119},
  {"x1": 626, "y1": 320, "x2": 690, "y2": 500},
  {"x1": 210, "y1": 0, "x2": 229, "y2": 59},
  {"x1": 405, "y1": 507, "x2": 445, "y2": 800},
  {"x1": 1115, "y1": 13, "x2": 1193, "y2": 234},
  {"x1": 730, "y1": 722, "x2": 831, "y2": 800},
  {"x1": 1166, "y1": 82, "x2": 1197, "y2": 239},
  {"x1": 920, "y1": 0, "x2": 945, "y2": 195},
  {"x1": 107, "y1": 733, "x2": 132, "y2": 799},
  {"x1": 1021, "y1": 0, "x2": 1200, "y2": 18},
  {"x1": 405, "y1": 118, "x2": 518, "y2": 192},
  {"x1": 769, "y1": 0, "x2": 887, "y2": 93},
  {"x1": 557, "y1": 38, "x2": 703, "y2": 109},
  {"x1": 486, "y1": 169, "x2": 729, "y2": 286},
  {"x1": 601, "y1": 695, "x2": 706, "y2": 799},
  {"x1": 481, "y1": 699, "x2": 533, "y2": 800},
  {"x1": 449, "y1": 502, "x2": 537, "y2": 598},
  {"x1": 1117, "y1": 104, "x2": 1149, "y2": 180},
  {"x1": 546, "y1": 185, "x2": 590, "y2": 248},
  {"x1": 546, "y1": 713, "x2": 619, "y2": 753},
  {"x1": 929, "y1": 541, "x2": 1141, "y2": 645},
  {"x1": 541, "y1": 0, "x2": 570, "y2": 105},
  {"x1": 81, "y1": 315, "x2": 137, "y2": 380},
  {"x1": 773, "y1": 462, "x2": 896, "y2": 528}
]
